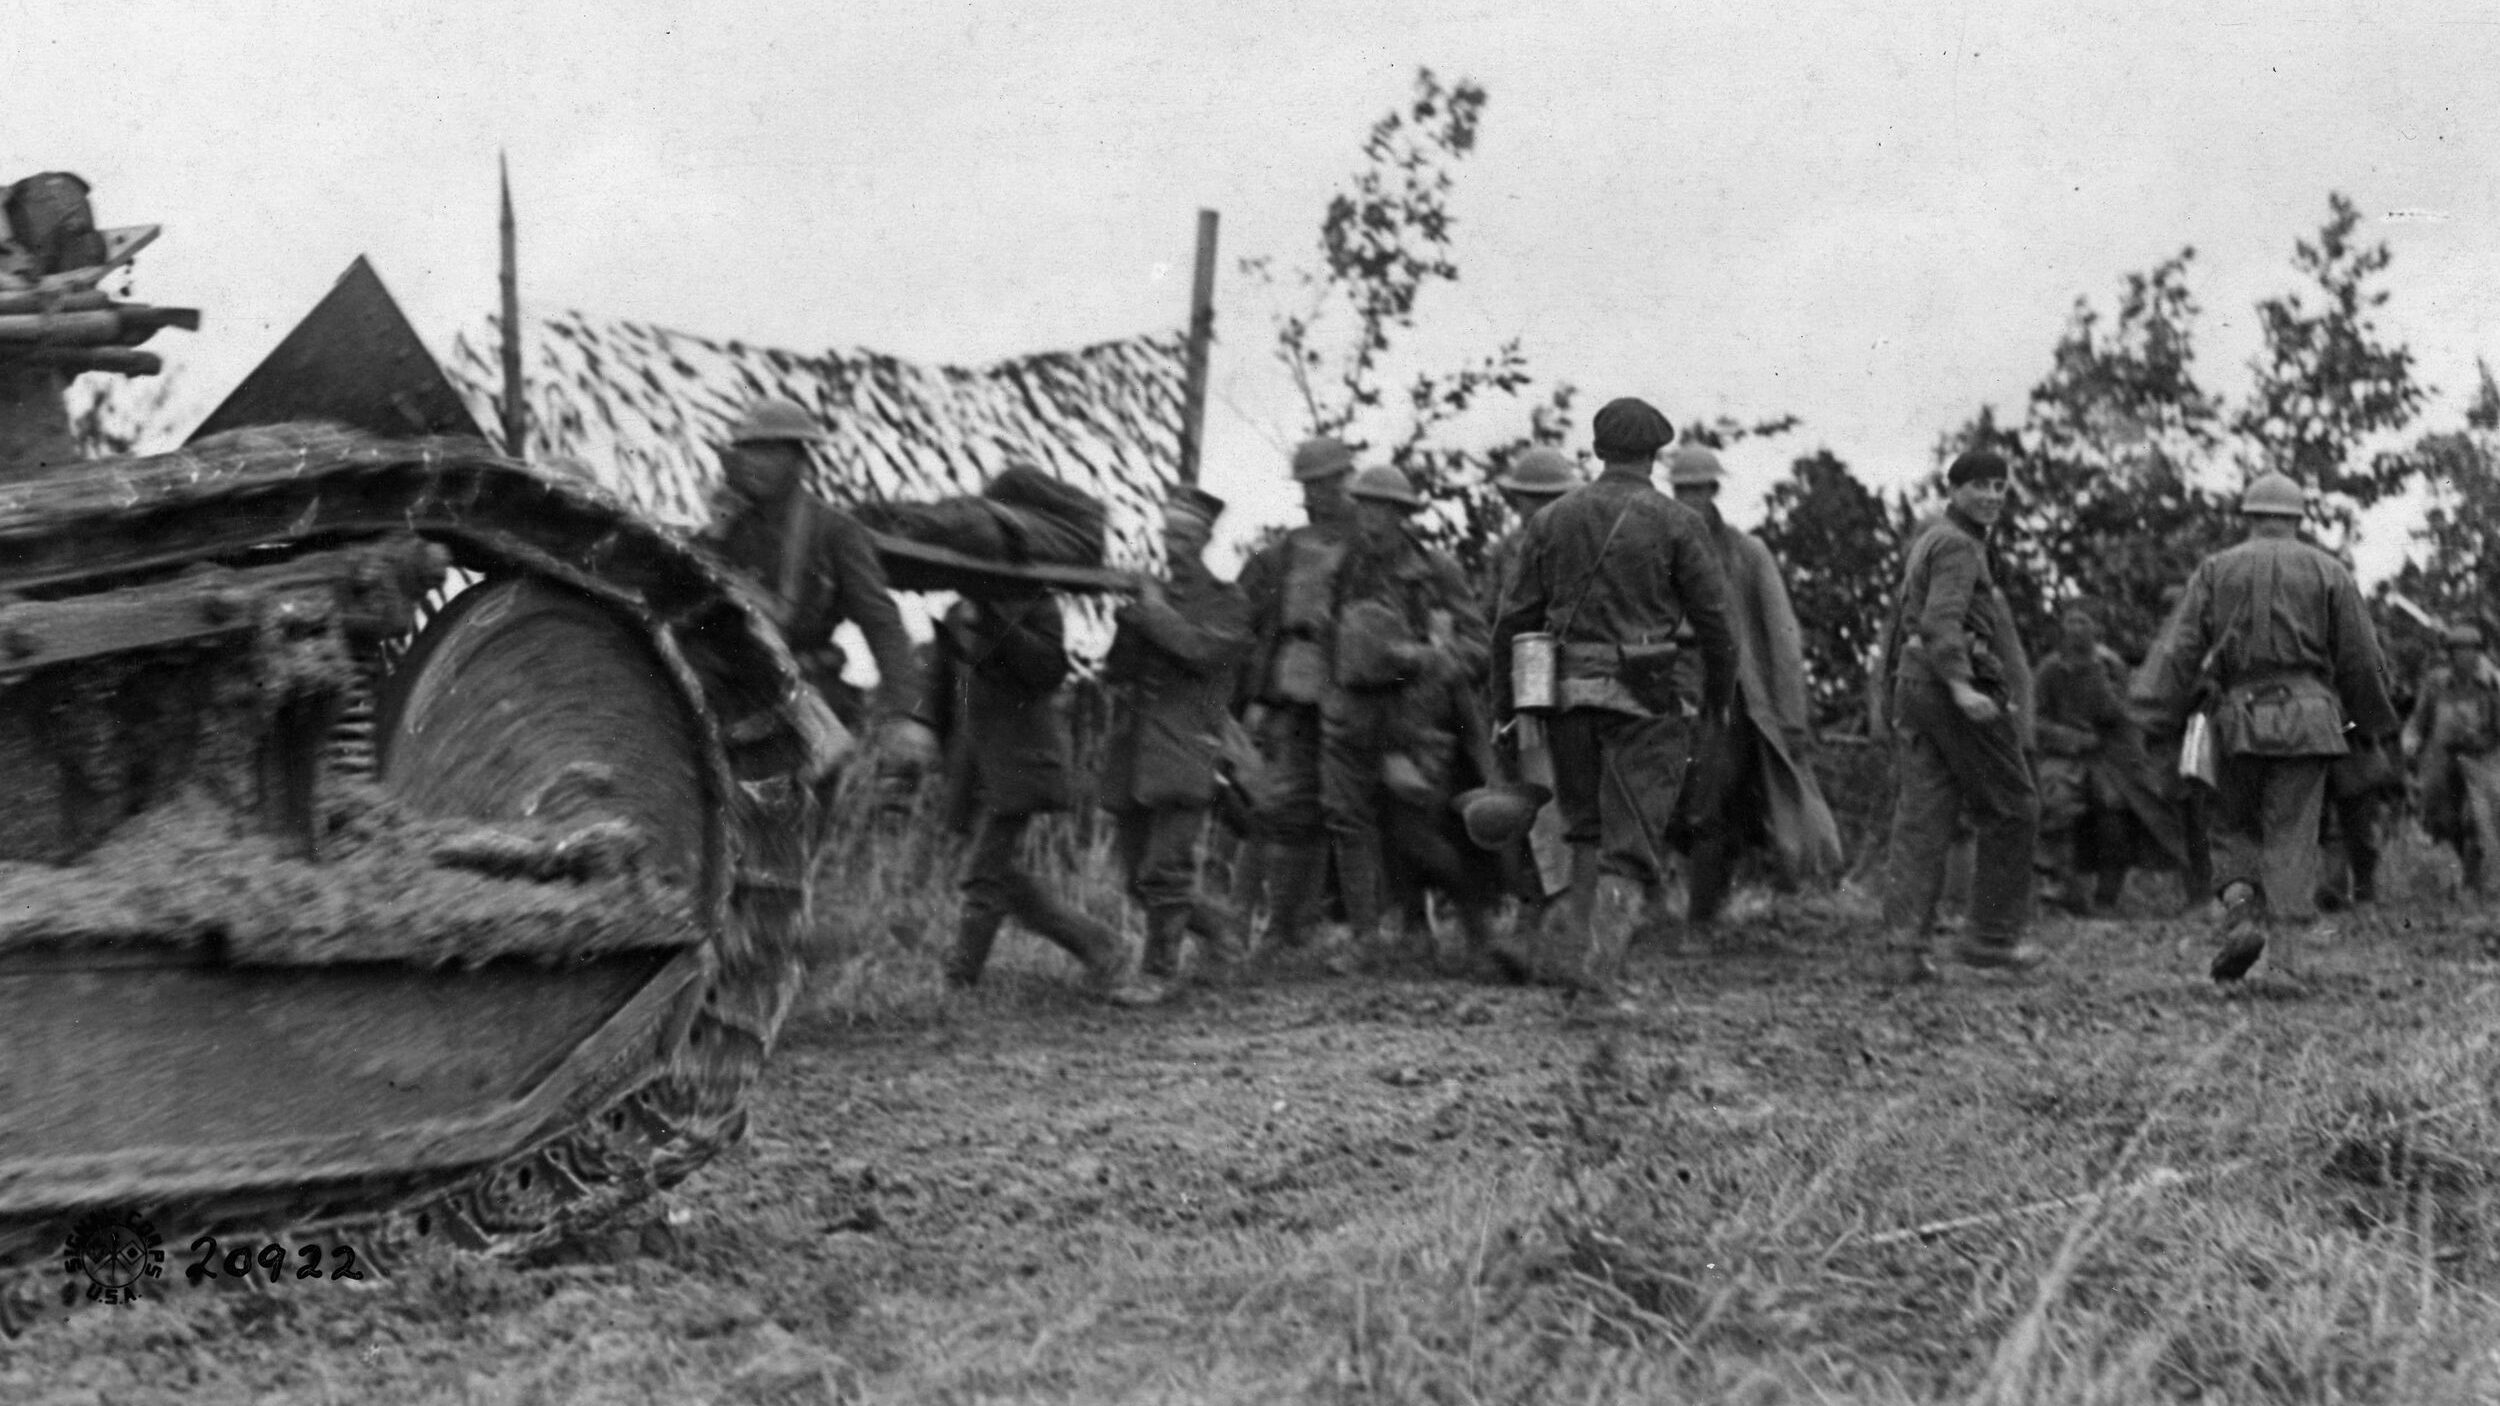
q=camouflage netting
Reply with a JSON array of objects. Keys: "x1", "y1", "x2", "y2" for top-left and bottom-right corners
[{"x1": 442, "y1": 313, "x2": 1187, "y2": 574}]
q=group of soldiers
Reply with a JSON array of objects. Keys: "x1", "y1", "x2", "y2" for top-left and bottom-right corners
[
  {"x1": 700, "y1": 395, "x2": 2500, "y2": 1008},
  {"x1": 1877, "y1": 449, "x2": 2500, "y2": 984}
]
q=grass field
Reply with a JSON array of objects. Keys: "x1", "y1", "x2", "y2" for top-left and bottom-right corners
[{"x1": 7, "y1": 807, "x2": 2500, "y2": 1404}]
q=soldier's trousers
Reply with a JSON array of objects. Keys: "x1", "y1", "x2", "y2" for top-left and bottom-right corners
[
  {"x1": 2208, "y1": 754, "x2": 2329, "y2": 923},
  {"x1": 1882, "y1": 675, "x2": 2037, "y2": 948},
  {"x1": 960, "y1": 810, "x2": 1117, "y2": 968},
  {"x1": 1252, "y1": 704, "x2": 1327, "y2": 843},
  {"x1": 1112, "y1": 804, "x2": 1235, "y2": 933},
  {"x1": 1546, "y1": 708, "x2": 1691, "y2": 890},
  {"x1": 1685, "y1": 713, "x2": 1769, "y2": 922}
]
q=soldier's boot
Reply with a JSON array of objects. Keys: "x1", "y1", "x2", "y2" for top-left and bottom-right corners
[
  {"x1": 1585, "y1": 874, "x2": 1644, "y2": 996},
  {"x1": 1140, "y1": 905, "x2": 1189, "y2": 982},
  {"x1": 1262, "y1": 843, "x2": 1328, "y2": 951},
  {"x1": 2091, "y1": 867, "x2": 2128, "y2": 914},
  {"x1": 1436, "y1": 896, "x2": 1495, "y2": 976},
  {"x1": 1186, "y1": 899, "x2": 1251, "y2": 983},
  {"x1": 944, "y1": 909, "x2": 1005, "y2": 990},
  {"x1": 1883, "y1": 937, "x2": 1941, "y2": 986},
  {"x1": 1321, "y1": 834, "x2": 1388, "y2": 976},
  {"x1": 2349, "y1": 846, "x2": 2379, "y2": 907},
  {"x1": 1021, "y1": 891, "x2": 1167, "y2": 1007},
  {"x1": 1543, "y1": 844, "x2": 1608, "y2": 991},
  {"x1": 2209, "y1": 880, "x2": 2266, "y2": 983}
]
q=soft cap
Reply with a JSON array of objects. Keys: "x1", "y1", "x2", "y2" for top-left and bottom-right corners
[{"x1": 1590, "y1": 398, "x2": 1673, "y2": 463}]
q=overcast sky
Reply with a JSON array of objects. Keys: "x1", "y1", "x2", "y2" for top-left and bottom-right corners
[{"x1": 14, "y1": 0, "x2": 2498, "y2": 577}]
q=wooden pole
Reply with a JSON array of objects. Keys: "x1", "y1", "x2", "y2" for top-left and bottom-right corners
[
  {"x1": 1178, "y1": 208, "x2": 1218, "y2": 486},
  {"x1": 498, "y1": 152, "x2": 527, "y2": 458}
]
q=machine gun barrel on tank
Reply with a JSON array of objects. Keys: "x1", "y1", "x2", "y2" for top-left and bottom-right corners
[{"x1": 0, "y1": 302, "x2": 200, "y2": 348}]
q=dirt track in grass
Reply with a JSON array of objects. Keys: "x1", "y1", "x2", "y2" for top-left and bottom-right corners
[{"x1": 8, "y1": 891, "x2": 2500, "y2": 1404}]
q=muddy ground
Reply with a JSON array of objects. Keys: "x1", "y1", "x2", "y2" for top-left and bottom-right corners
[{"x1": 7, "y1": 892, "x2": 2500, "y2": 1404}]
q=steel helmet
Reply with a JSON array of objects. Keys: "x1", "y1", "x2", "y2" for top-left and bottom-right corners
[
  {"x1": 725, "y1": 398, "x2": 829, "y2": 445},
  {"x1": 1290, "y1": 437, "x2": 1358, "y2": 482},
  {"x1": 1453, "y1": 782, "x2": 1554, "y2": 850},
  {"x1": 1496, "y1": 447, "x2": 1578, "y2": 496},
  {"x1": 1346, "y1": 463, "x2": 1424, "y2": 509},
  {"x1": 1666, "y1": 444, "x2": 1725, "y2": 487},
  {"x1": 2239, "y1": 471, "x2": 2306, "y2": 518}
]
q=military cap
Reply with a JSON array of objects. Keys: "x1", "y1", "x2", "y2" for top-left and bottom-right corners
[
  {"x1": 723, "y1": 398, "x2": 829, "y2": 445},
  {"x1": 1496, "y1": 446, "x2": 1579, "y2": 496},
  {"x1": 1165, "y1": 483, "x2": 1227, "y2": 527},
  {"x1": 1666, "y1": 444, "x2": 1725, "y2": 487},
  {"x1": 1290, "y1": 437, "x2": 1358, "y2": 482},
  {"x1": 1346, "y1": 463, "x2": 1424, "y2": 509},
  {"x1": 2239, "y1": 471, "x2": 2307, "y2": 518},
  {"x1": 1590, "y1": 398, "x2": 1673, "y2": 462},
  {"x1": 1947, "y1": 448, "x2": 2010, "y2": 486}
]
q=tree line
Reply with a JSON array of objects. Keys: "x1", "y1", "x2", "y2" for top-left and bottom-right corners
[{"x1": 1258, "y1": 73, "x2": 2498, "y2": 732}]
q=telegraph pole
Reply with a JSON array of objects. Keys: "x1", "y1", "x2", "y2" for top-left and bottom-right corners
[
  {"x1": 498, "y1": 153, "x2": 527, "y2": 458},
  {"x1": 1178, "y1": 209, "x2": 1218, "y2": 486}
]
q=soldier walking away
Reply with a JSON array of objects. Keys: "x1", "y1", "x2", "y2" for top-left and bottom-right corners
[
  {"x1": 700, "y1": 399, "x2": 931, "y2": 762},
  {"x1": 1102, "y1": 485, "x2": 1253, "y2": 981},
  {"x1": 2404, "y1": 622, "x2": 2500, "y2": 894},
  {"x1": 1482, "y1": 447, "x2": 1581, "y2": 912},
  {"x1": 2136, "y1": 471, "x2": 2399, "y2": 983},
  {"x1": 1494, "y1": 398, "x2": 1737, "y2": 1007},
  {"x1": 1236, "y1": 438, "x2": 1361, "y2": 951},
  {"x1": 1321, "y1": 464, "x2": 1493, "y2": 969},
  {"x1": 1663, "y1": 444, "x2": 1844, "y2": 929},
  {"x1": 924, "y1": 576, "x2": 1163, "y2": 1005},
  {"x1": 1872, "y1": 449, "x2": 2043, "y2": 978}
]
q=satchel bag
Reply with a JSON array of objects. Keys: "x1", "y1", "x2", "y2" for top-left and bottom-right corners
[
  {"x1": 2214, "y1": 678, "x2": 2346, "y2": 758},
  {"x1": 1615, "y1": 641, "x2": 1685, "y2": 716}
]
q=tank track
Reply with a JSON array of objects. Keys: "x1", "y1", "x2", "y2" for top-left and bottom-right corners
[{"x1": 0, "y1": 425, "x2": 827, "y2": 1329}]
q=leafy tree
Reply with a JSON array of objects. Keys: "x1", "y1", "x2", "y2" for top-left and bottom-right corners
[
  {"x1": 2383, "y1": 359, "x2": 2500, "y2": 641},
  {"x1": 2014, "y1": 250, "x2": 2240, "y2": 656},
  {"x1": 1752, "y1": 448, "x2": 1913, "y2": 731},
  {"x1": 1928, "y1": 253, "x2": 2253, "y2": 660},
  {"x1": 1242, "y1": 68, "x2": 1574, "y2": 575},
  {"x1": 1678, "y1": 413, "x2": 1803, "y2": 451},
  {"x1": 2234, "y1": 192, "x2": 2429, "y2": 510}
]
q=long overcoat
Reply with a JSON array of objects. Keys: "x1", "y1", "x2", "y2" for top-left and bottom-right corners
[
  {"x1": 1706, "y1": 521, "x2": 1845, "y2": 877},
  {"x1": 1100, "y1": 558, "x2": 1251, "y2": 811}
]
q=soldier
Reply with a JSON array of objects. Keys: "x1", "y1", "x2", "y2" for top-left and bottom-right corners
[
  {"x1": 700, "y1": 399, "x2": 925, "y2": 746},
  {"x1": 925, "y1": 576, "x2": 1161, "y2": 1005},
  {"x1": 1485, "y1": 448, "x2": 1581, "y2": 623},
  {"x1": 2403, "y1": 622, "x2": 2500, "y2": 894},
  {"x1": 1482, "y1": 447, "x2": 1580, "y2": 905},
  {"x1": 2137, "y1": 471, "x2": 2398, "y2": 982},
  {"x1": 1872, "y1": 449, "x2": 2041, "y2": 977},
  {"x1": 1663, "y1": 444, "x2": 1843, "y2": 926},
  {"x1": 2032, "y1": 604, "x2": 2193, "y2": 913},
  {"x1": 1494, "y1": 398, "x2": 1737, "y2": 1004},
  {"x1": 1236, "y1": 438, "x2": 1361, "y2": 950},
  {"x1": 1101, "y1": 485, "x2": 1253, "y2": 980},
  {"x1": 1322, "y1": 464, "x2": 1494, "y2": 966}
]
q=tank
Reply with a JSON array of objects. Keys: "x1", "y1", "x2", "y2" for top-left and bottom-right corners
[{"x1": 0, "y1": 177, "x2": 836, "y2": 1327}]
